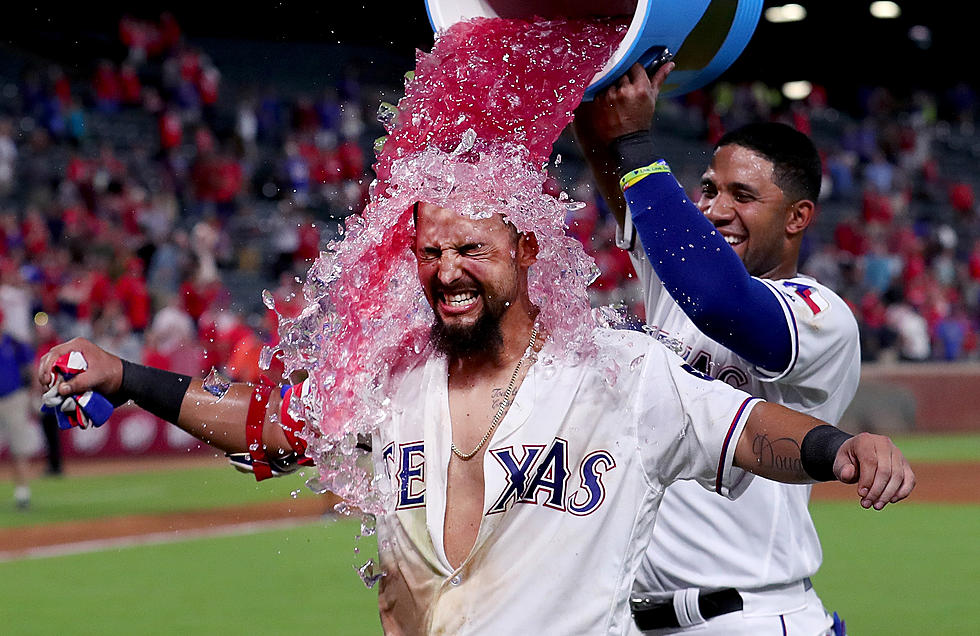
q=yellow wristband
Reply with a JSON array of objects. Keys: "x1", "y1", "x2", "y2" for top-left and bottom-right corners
[{"x1": 619, "y1": 161, "x2": 671, "y2": 191}]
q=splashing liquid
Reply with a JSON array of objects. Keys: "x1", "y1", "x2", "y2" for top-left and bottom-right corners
[{"x1": 272, "y1": 17, "x2": 625, "y2": 519}]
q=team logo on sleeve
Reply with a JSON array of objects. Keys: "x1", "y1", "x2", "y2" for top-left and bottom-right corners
[{"x1": 781, "y1": 281, "x2": 829, "y2": 316}]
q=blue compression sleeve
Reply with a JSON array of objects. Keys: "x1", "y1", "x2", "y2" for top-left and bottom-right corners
[{"x1": 621, "y1": 163, "x2": 793, "y2": 373}]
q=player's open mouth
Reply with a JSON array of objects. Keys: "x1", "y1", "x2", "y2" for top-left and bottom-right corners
[
  {"x1": 445, "y1": 291, "x2": 477, "y2": 306},
  {"x1": 438, "y1": 289, "x2": 481, "y2": 315},
  {"x1": 723, "y1": 234, "x2": 746, "y2": 246}
]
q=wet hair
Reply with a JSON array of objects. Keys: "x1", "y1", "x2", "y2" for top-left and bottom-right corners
[{"x1": 716, "y1": 122, "x2": 821, "y2": 202}]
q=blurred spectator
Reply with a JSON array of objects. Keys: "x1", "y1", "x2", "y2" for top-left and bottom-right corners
[
  {"x1": 114, "y1": 255, "x2": 152, "y2": 333},
  {"x1": 0, "y1": 307, "x2": 36, "y2": 509},
  {"x1": 198, "y1": 300, "x2": 263, "y2": 383},
  {"x1": 885, "y1": 287, "x2": 932, "y2": 361},
  {"x1": 825, "y1": 147, "x2": 857, "y2": 201},
  {"x1": 91, "y1": 295, "x2": 142, "y2": 362},
  {"x1": 280, "y1": 136, "x2": 311, "y2": 206},
  {"x1": 93, "y1": 60, "x2": 122, "y2": 114},
  {"x1": 270, "y1": 227, "x2": 298, "y2": 279},
  {"x1": 147, "y1": 227, "x2": 190, "y2": 303},
  {"x1": 863, "y1": 235, "x2": 902, "y2": 295},
  {"x1": 143, "y1": 294, "x2": 205, "y2": 375},
  {"x1": 934, "y1": 306, "x2": 973, "y2": 361},
  {"x1": 199, "y1": 65, "x2": 221, "y2": 127},
  {"x1": 180, "y1": 221, "x2": 228, "y2": 324},
  {"x1": 0, "y1": 258, "x2": 34, "y2": 344},
  {"x1": 235, "y1": 95, "x2": 259, "y2": 156},
  {"x1": 0, "y1": 118, "x2": 18, "y2": 197},
  {"x1": 949, "y1": 180, "x2": 975, "y2": 217},
  {"x1": 158, "y1": 106, "x2": 183, "y2": 154},
  {"x1": 858, "y1": 291, "x2": 895, "y2": 362},
  {"x1": 119, "y1": 62, "x2": 143, "y2": 108}
]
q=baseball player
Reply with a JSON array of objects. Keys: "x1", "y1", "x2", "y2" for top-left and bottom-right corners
[
  {"x1": 573, "y1": 62, "x2": 861, "y2": 634},
  {"x1": 39, "y1": 201, "x2": 910, "y2": 635}
]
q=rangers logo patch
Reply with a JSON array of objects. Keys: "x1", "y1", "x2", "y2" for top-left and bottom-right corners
[{"x1": 782, "y1": 282, "x2": 829, "y2": 316}]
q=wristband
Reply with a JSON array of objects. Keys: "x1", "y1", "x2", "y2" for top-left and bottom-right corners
[
  {"x1": 619, "y1": 160, "x2": 671, "y2": 191},
  {"x1": 245, "y1": 382, "x2": 275, "y2": 481},
  {"x1": 800, "y1": 425, "x2": 854, "y2": 482},
  {"x1": 118, "y1": 360, "x2": 192, "y2": 424},
  {"x1": 279, "y1": 381, "x2": 313, "y2": 457},
  {"x1": 610, "y1": 130, "x2": 657, "y2": 180}
]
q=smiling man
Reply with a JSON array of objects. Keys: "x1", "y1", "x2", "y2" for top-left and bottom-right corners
[{"x1": 574, "y1": 63, "x2": 861, "y2": 635}]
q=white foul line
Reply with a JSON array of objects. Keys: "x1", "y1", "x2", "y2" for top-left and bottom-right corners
[{"x1": 0, "y1": 516, "x2": 325, "y2": 563}]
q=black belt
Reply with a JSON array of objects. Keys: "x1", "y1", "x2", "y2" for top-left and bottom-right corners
[
  {"x1": 631, "y1": 579, "x2": 813, "y2": 631},
  {"x1": 632, "y1": 588, "x2": 742, "y2": 631}
]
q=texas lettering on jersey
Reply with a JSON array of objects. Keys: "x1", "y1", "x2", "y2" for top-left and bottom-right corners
[
  {"x1": 651, "y1": 328, "x2": 751, "y2": 390},
  {"x1": 383, "y1": 438, "x2": 616, "y2": 516}
]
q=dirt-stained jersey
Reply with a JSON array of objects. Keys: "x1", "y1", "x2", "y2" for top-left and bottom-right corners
[{"x1": 373, "y1": 328, "x2": 763, "y2": 635}]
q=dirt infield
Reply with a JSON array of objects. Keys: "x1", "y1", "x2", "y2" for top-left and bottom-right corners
[
  {"x1": 3, "y1": 458, "x2": 977, "y2": 560},
  {"x1": 0, "y1": 456, "x2": 343, "y2": 560}
]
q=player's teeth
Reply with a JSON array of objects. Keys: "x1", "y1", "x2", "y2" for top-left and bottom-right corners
[
  {"x1": 725, "y1": 236, "x2": 743, "y2": 245},
  {"x1": 447, "y1": 292, "x2": 476, "y2": 305}
]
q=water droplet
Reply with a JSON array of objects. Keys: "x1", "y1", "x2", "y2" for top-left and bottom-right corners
[
  {"x1": 261, "y1": 289, "x2": 276, "y2": 310},
  {"x1": 376, "y1": 101, "x2": 398, "y2": 128},
  {"x1": 356, "y1": 559, "x2": 385, "y2": 588},
  {"x1": 360, "y1": 515, "x2": 377, "y2": 537},
  {"x1": 202, "y1": 368, "x2": 231, "y2": 399},
  {"x1": 305, "y1": 474, "x2": 330, "y2": 495},
  {"x1": 450, "y1": 128, "x2": 477, "y2": 157}
]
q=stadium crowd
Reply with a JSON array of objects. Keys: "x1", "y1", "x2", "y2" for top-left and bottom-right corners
[{"x1": 2, "y1": 10, "x2": 980, "y2": 417}]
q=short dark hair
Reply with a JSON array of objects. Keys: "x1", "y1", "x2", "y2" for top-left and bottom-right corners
[{"x1": 716, "y1": 122, "x2": 821, "y2": 202}]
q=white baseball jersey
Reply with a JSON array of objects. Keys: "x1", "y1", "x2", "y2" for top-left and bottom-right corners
[
  {"x1": 626, "y1": 236, "x2": 861, "y2": 607},
  {"x1": 372, "y1": 328, "x2": 763, "y2": 635}
]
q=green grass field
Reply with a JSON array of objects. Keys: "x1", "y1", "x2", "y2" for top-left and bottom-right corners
[
  {"x1": 2, "y1": 520, "x2": 382, "y2": 635},
  {"x1": 0, "y1": 460, "x2": 317, "y2": 529},
  {"x1": 1, "y1": 433, "x2": 978, "y2": 635}
]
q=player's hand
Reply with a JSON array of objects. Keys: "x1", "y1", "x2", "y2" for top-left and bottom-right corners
[
  {"x1": 572, "y1": 61, "x2": 675, "y2": 144},
  {"x1": 833, "y1": 433, "x2": 915, "y2": 510},
  {"x1": 37, "y1": 337, "x2": 124, "y2": 397}
]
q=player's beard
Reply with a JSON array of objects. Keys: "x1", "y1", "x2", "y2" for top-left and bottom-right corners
[
  {"x1": 430, "y1": 283, "x2": 509, "y2": 358},
  {"x1": 431, "y1": 309, "x2": 504, "y2": 358}
]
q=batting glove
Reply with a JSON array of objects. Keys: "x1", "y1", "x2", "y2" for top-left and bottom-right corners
[{"x1": 40, "y1": 351, "x2": 115, "y2": 430}]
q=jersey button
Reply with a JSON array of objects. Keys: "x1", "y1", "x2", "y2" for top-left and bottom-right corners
[{"x1": 450, "y1": 574, "x2": 462, "y2": 586}]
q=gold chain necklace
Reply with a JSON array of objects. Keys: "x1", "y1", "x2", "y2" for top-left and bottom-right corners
[{"x1": 450, "y1": 326, "x2": 539, "y2": 461}]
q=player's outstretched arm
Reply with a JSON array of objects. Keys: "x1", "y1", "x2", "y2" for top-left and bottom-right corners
[
  {"x1": 37, "y1": 337, "x2": 292, "y2": 455},
  {"x1": 734, "y1": 402, "x2": 915, "y2": 510}
]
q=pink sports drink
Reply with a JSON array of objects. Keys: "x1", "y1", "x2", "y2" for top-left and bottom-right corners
[{"x1": 269, "y1": 17, "x2": 625, "y2": 516}]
